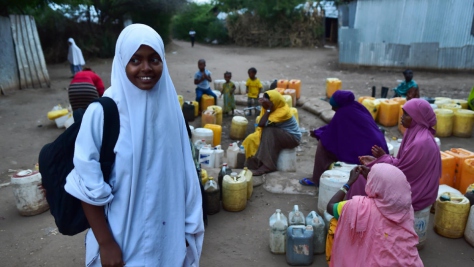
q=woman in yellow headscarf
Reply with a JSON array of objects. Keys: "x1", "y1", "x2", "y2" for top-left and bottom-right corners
[{"x1": 243, "y1": 90, "x2": 301, "y2": 176}]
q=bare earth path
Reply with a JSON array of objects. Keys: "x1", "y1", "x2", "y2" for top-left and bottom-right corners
[{"x1": 0, "y1": 40, "x2": 473, "y2": 266}]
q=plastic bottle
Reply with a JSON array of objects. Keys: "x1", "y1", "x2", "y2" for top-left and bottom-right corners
[
  {"x1": 214, "y1": 145, "x2": 224, "y2": 168},
  {"x1": 269, "y1": 209, "x2": 288, "y2": 254},
  {"x1": 204, "y1": 177, "x2": 220, "y2": 215},
  {"x1": 218, "y1": 163, "x2": 232, "y2": 199},
  {"x1": 199, "y1": 145, "x2": 215, "y2": 169},
  {"x1": 236, "y1": 145, "x2": 246, "y2": 169},
  {"x1": 194, "y1": 139, "x2": 207, "y2": 157},
  {"x1": 286, "y1": 225, "x2": 314, "y2": 266},
  {"x1": 289, "y1": 205, "x2": 305, "y2": 226},
  {"x1": 227, "y1": 142, "x2": 240, "y2": 168},
  {"x1": 306, "y1": 211, "x2": 325, "y2": 254}
]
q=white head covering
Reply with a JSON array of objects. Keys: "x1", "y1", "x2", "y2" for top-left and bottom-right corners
[{"x1": 67, "y1": 37, "x2": 85, "y2": 65}]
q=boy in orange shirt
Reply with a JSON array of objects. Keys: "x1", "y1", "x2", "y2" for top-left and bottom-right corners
[{"x1": 245, "y1": 67, "x2": 262, "y2": 115}]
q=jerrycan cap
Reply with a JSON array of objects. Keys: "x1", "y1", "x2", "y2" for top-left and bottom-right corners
[
  {"x1": 440, "y1": 194, "x2": 451, "y2": 202},
  {"x1": 231, "y1": 172, "x2": 238, "y2": 176},
  {"x1": 276, "y1": 209, "x2": 281, "y2": 213}
]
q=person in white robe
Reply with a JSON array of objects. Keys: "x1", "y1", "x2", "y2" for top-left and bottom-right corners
[
  {"x1": 65, "y1": 24, "x2": 204, "y2": 267},
  {"x1": 68, "y1": 38, "x2": 85, "y2": 76}
]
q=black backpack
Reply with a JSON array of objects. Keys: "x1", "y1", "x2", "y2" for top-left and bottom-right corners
[{"x1": 38, "y1": 97, "x2": 120, "y2": 236}]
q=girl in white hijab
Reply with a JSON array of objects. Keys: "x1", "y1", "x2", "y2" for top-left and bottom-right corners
[
  {"x1": 65, "y1": 24, "x2": 204, "y2": 266},
  {"x1": 67, "y1": 38, "x2": 85, "y2": 76}
]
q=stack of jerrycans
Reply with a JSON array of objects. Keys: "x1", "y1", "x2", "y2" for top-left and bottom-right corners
[{"x1": 269, "y1": 205, "x2": 325, "y2": 266}]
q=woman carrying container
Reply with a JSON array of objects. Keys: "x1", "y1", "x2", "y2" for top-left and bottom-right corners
[
  {"x1": 327, "y1": 163, "x2": 423, "y2": 267},
  {"x1": 300, "y1": 90, "x2": 388, "y2": 186},
  {"x1": 351, "y1": 98, "x2": 441, "y2": 212},
  {"x1": 243, "y1": 90, "x2": 301, "y2": 176},
  {"x1": 65, "y1": 24, "x2": 204, "y2": 266}
]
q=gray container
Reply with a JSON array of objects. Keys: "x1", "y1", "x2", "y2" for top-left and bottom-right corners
[
  {"x1": 286, "y1": 225, "x2": 314, "y2": 266},
  {"x1": 306, "y1": 211, "x2": 325, "y2": 254},
  {"x1": 289, "y1": 204, "x2": 305, "y2": 226}
]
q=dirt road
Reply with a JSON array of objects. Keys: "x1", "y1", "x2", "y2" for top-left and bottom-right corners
[{"x1": 0, "y1": 40, "x2": 473, "y2": 266}]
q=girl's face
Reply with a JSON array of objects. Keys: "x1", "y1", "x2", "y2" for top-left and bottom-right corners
[
  {"x1": 126, "y1": 45, "x2": 163, "y2": 90},
  {"x1": 401, "y1": 109, "x2": 413, "y2": 128},
  {"x1": 248, "y1": 71, "x2": 256, "y2": 79},
  {"x1": 224, "y1": 73, "x2": 231, "y2": 82}
]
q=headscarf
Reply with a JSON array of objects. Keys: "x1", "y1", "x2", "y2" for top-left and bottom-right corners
[
  {"x1": 315, "y1": 90, "x2": 388, "y2": 164},
  {"x1": 348, "y1": 99, "x2": 441, "y2": 211},
  {"x1": 67, "y1": 38, "x2": 85, "y2": 66},
  {"x1": 331, "y1": 163, "x2": 422, "y2": 267},
  {"x1": 66, "y1": 24, "x2": 204, "y2": 266},
  {"x1": 242, "y1": 90, "x2": 293, "y2": 158}
]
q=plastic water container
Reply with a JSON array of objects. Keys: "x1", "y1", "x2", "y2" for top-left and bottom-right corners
[
  {"x1": 64, "y1": 114, "x2": 74, "y2": 129},
  {"x1": 226, "y1": 143, "x2": 240, "y2": 168},
  {"x1": 284, "y1": 89, "x2": 297, "y2": 107},
  {"x1": 192, "y1": 128, "x2": 213, "y2": 145},
  {"x1": 378, "y1": 100, "x2": 400, "y2": 127},
  {"x1": 239, "y1": 167, "x2": 253, "y2": 199},
  {"x1": 290, "y1": 107, "x2": 299, "y2": 125},
  {"x1": 236, "y1": 145, "x2": 246, "y2": 169},
  {"x1": 434, "y1": 193, "x2": 470, "y2": 238},
  {"x1": 183, "y1": 102, "x2": 195, "y2": 122},
  {"x1": 323, "y1": 211, "x2": 333, "y2": 235},
  {"x1": 269, "y1": 209, "x2": 288, "y2": 254},
  {"x1": 444, "y1": 148, "x2": 474, "y2": 190},
  {"x1": 398, "y1": 104, "x2": 407, "y2": 135},
  {"x1": 306, "y1": 211, "x2": 325, "y2": 254},
  {"x1": 212, "y1": 90, "x2": 224, "y2": 110},
  {"x1": 201, "y1": 169, "x2": 208, "y2": 186},
  {"x1": 392, "y1": 138, "x2": 402, "y2": 158},
  {"x1": 434, "y1": 98, "x2": 452, "y2": 107},
  {"x1": 191, "y1": 100, "x2": 200, "y2": 117},
  {"x1": 222, "y1": 173, "x2": 247, "y2": 212},
  {"x1": 326, "y1": 78, "x2": 341, "y2": 98},
  {"x1": 213, "y1": 79, "x2": 225, "y2": 91},
  {"x1": 276, "y1": 87, "x2": 286, "y2": 95},
  {"x1": 392, "y1": 97, "x2": 407, "y2": 106},
  {"x1": 177, "y1": 95, "x2": 184, "y2": 108},
  {"x1": 441, "y1": 103, "x2": 462, "y2": 113},
  {"x1": 276, "y1": 148, "x2": 297, "y2": 172},
  {"x1": 214, "y1": 145, "x2": 224, "y2": 168},
  {"x1": 288, "y1": 79, "x2": 301, "y2": 99},
  {"x1": 11, "y1": 170, "x2": 49, "y2": 216},
  {"x1": 55, "y1": 113, "x2": 70, "y2": 128},
  {"x1": 289, "y1": 205, "x2": 305, "y2": 226},
  {"x1": 218, "y1": 163, "x2": 232, "y2": 199},
  {"x1": 286, "y1": 225, "x2": 314, "y2": 266},
  {"x1": 362, "y1": 99, "x2": 381, "y2": 120},
  {"x1": 358, "y1": 96, "x2": 374, "y2": 103},
  {"x1": 439, "y1": 151, "x2": 456, "y2": 187},
  {"x1": 318, "y1": 170, "x2": 349, "y2": 214},
  {"x1": 283, "y1": 95, "x2": 293, "y2": 108},
  {"x1": 464, "y1": 206, "x2": 474, "y2": 247},
  {"x1": 414, "y1": 205, "x2": 431, "y2": 250},
  {"x1": 203, "y1": 124, "x2": 222, "y2": 147},
  {"x1": 329, "y1": 161, "x2": 357, "y2": 173},
  {"x1": 452, "y1": 99, "x2": 469, "y2": 109},
  {"x1": 201, "y1": 110, "x2": 216, "y2": 127},
  {"x1": 230, "y1": 116, "x2": 248, "y2": 140},
  {"x1": 47, "y1": 108, "x2": 68, "y2": 120},
  {"x1": 438, "y1": 184, "x2": 462, "y2": 200},
  {"x1": 204, "y1": 177, "x2": 220, "y2": 215},
  {"x1": 207, "y1": 105, "x2": 223, "y2": 125},
  {"x1": 430, "y1": 104, "x2": 438, "y2": 110},
  {"x1": 199, "y1": 145, "x2": 215, "y2": 168},
  {"x1": 453, "y1": 109, "x2": 474, "y2": 137},
  {"x1": 200, "y1": 94, "x2": 215, "y2": 112},
  {"x1": 387, "y1": 143, "x2": 394, "y2": 156},
  {"x1": 460, "y1": 159, "x2": 474, "y2": 194},
  {"x1": 277, "y1": 79, "x2": 289, "y2": 89},
  {"x1": 434, "y1": 109, "x2": 454, "y2": 137}
]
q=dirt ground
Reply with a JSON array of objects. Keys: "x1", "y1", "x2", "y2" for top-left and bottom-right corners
[{"x1": 0, "y1": 40, "x2": 473, "y2": 266}]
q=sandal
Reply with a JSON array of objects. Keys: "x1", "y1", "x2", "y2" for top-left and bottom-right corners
[{"x1": 299, "y1": 178, "x2": 316, "y2": 187}]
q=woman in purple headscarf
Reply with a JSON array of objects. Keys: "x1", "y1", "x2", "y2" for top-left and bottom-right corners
[
  {"x1": 300, "y1": 90, "x2": 388, "y2": 186},
  {"x1": 351, "y1": 98, "x2": 441, "y2": 211}
]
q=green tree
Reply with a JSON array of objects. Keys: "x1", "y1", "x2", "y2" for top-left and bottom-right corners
[{"x1": 214, "y1": 0, "x2": 307, "y2": 19}]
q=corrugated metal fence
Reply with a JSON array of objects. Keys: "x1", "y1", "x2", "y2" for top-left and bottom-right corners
[
  {"x1": 8, "y1": 15, "x2": 50, "y2": 90},
  {"x1": 338, "y1": 0, "x2": 474, "y2": 70}
]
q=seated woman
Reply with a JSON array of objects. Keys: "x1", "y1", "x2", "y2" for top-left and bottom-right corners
[
  {"x1": 243, "y1": 90, "x2": 301, "y2": 176},
  {"x1": 300, "y1": 90, "x2": 388, "y2": 186},
  {"x1": 68, "y1": 67, "x2": 105, "y2": 111},
  {"x1": 327, "y1": 163, "x2": 423, "y2": 267},
  {"x1": 349, "y1": 98, "x2": 441, "y2": 212}
]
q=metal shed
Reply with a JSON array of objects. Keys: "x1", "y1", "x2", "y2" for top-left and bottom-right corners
[{"x1": 338, "y1": 0, "x2": 474, "y2": 70}]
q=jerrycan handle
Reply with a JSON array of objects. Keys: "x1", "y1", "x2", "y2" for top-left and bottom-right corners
[
  {"x1": 276, "y1": 209, "x2": 281, "y2": 221},
  {"x1": 310, "y1": 211, "x2": 317, "y2": 219},
  {"x1": 293, "y1": 205, "x2": 299, "y2": 212}
]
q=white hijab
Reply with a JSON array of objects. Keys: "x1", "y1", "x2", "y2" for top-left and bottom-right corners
[{"x1": 67, "y1": 38, "x2": 85, "y2": 65}]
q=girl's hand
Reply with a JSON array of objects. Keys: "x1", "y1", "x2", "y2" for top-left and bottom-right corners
[
  {"x1": 359, "y1": 155, "x2": 376, "y2": 166},
  {"x1": 347, "y1": 167, "x2": 361, "y2": 186},
  {"x1": 371, "y1": 145, "x2": 386, "y2": 158},
  {"x1": 99, "y1": 240, "x2": 125, "y2": 267},
  {"x1": 357, "y1": 165, "x2": 370, "y2": 179}
]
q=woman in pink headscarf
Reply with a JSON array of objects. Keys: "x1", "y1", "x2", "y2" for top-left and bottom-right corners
[
  {"x1": 348, "y1": 98, "x2": 441, "y2": 212},
  {"x1": 327, "y1": 164, "x2": 423, "y2": 267}
]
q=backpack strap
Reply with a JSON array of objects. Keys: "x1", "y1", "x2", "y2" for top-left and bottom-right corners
[{"x1": 93, "y1": 97, "x2": 120, "y2": 183}]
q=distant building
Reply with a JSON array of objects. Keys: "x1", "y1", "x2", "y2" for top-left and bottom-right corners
[{"x1": 338, "y1": 0, "x2": 474, "y2": 70}]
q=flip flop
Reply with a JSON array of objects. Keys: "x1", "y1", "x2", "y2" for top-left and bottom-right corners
[{"x1": 299, "y1": 178, "x2": 315, "y2": 186}]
